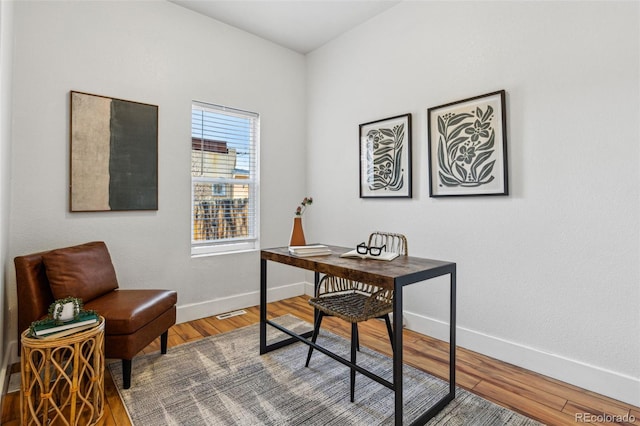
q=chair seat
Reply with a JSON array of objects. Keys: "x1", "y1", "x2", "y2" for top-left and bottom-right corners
[
  {"x1": 85, "y1": 289, "x2": 177, "y2": 335},
  {"x1": 305, "y1": 232, "x2": 406, "y2": 402},
  {"x1": 308, "y1": 292, "x2": 392, "y2": 323}
]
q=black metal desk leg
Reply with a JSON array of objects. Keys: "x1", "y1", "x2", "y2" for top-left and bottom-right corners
[
  {"x1": 260, "y1": 258, "x2": 267, "y2": 354},
  {"x1": 393, "y1": 281, "x2": 403, "y2": 426},
  {"x1": 450, "y1": 268, "x2": 457, "y2": 395},
  {"x1": 313, "y1": 271, "x2": 321, "y2": 321}
]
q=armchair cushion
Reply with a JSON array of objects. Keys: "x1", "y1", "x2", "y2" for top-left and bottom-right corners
[
  {"x1": 84, "y1": 289, "x2": 177, "y2": 335},
  {"x1": 42, "y1": 241, "x2": 119, "y2": 302}
]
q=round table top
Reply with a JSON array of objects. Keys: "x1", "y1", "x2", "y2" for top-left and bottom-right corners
[{"x1": 21, "y1": 315, "x2": 105, "y2": 347}]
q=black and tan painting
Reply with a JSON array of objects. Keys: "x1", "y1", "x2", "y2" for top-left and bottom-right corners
[{"x1": 70, "y1": 91, "x2": 158, "y2": 211}]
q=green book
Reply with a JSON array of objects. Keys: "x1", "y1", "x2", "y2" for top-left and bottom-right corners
[{"x1": 31, "y1": 311, "x2": 99, "y2": 337}]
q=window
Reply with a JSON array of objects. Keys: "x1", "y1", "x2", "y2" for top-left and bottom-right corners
[{"x1": 191, "y1": 101, "x2": 259, "y2": 255}]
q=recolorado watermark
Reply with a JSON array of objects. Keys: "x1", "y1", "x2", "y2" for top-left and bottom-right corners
[{"x1": 575, "y1": 412, "x2": 636, "y2": 423}]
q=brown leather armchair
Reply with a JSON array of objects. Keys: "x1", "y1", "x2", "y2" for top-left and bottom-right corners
[{"x1": 15, "y1": 241, "x2": 177, "y2": 389}]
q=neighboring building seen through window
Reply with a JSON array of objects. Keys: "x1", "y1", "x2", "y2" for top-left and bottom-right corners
[{"x1": 191, "y1": 102, "x2": 259, "y2": 255}]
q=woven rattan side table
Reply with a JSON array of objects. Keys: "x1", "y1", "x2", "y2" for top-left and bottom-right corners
[{"x1": 20, "y1": 316, "x2": 105, "y2": 426}]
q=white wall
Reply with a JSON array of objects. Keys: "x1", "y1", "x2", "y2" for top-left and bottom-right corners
[
  {"x1": 0, "y1": 0, "x2": 15, "y2": 395},
  {"x1": 306, "y1": 1, "x2": 639, "y2": 405},
  {"x1": 4, "y1": 0, "x2": 308, "y2": 365}
]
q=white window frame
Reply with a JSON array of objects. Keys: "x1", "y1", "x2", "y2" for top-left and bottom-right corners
[{"x1": 191, "y1": 101, "x2": 260, "y2": 256}]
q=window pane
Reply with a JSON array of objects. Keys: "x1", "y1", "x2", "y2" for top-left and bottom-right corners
[{"x1": 191, "y1": 102, "x2": 259, "y2": 253}]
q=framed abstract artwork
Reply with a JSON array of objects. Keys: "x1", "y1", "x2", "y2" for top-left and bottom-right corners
[
  {"x1": 359, "y1": 113, "x2": 412, "y2": 198},
  {"x1": 427, "y1": 90, "x2": 508, "y2": 197},
  {"x1": 70, "y1": 91, "x2": 158, "y2": 211}
]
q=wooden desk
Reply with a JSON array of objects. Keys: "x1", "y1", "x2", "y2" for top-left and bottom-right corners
[{"x1": 260, "y1": 245, "x2": 456, "y2": 426}]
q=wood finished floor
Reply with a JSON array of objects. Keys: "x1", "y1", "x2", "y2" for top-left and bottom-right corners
[{"x1": 2, "y1": 295, "x2": 639, "y2": 425}]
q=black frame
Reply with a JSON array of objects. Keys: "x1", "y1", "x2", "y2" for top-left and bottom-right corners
[
  {"x1": 359, "y1": 114, "x2": 412, "y2": 198},
  {"x1": 427, "y1": 90, "x2": 508, "y2": 197},
  {"x1": 356, "y1": 242, "x2": 386, "y2": 256}
]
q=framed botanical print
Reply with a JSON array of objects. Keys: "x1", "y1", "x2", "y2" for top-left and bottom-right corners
[
  {"x1": 359, "y1": 113, "x2": 412, "y2": 198},
  {"x1": 427, "y1": 90, "x2": 508, "y2": 197}
]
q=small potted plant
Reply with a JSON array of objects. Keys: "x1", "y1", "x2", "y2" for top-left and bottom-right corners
[
  {"x1": 295, "y1": 197, "x2": 313, "y2": 217},
  {"x1": 290, "y1": 196, "x2": 313, "y2": 246},
  {"x1": 51, "y1": 297, "x2": 83, "y2": 323}
]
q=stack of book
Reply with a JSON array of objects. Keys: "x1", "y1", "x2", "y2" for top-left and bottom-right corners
[
  {"x1": 288, "y1": 244, "x2": 332, "y2": 257},
  {"x1": 30, "y1": 311, "x2": 100, "y2": 339}
]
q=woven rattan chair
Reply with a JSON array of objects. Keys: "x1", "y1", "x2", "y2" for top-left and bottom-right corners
[{"x1": 305, "y1": 231, "x2": 408, "y2": 402}]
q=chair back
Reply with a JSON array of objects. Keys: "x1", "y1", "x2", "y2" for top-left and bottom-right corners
[
  {"x1": 14, "y1": 241, "x2": 118, "y2": 353},
  {"x1": 368, "y1": 231, "x2": 408, "y2": 256},
  {"x1": 15, "y1": 251, "x2": 55, "y2": 350}
]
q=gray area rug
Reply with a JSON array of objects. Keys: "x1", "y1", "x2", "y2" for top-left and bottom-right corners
[{"x1": 109, "y1": 315, "x2": 543, "y2": 425}]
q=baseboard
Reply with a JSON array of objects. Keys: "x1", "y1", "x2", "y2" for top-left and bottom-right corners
[
  {"x1": 0, "y1": 351, "x2": 7, "y2": 397},
  {"x1": 0, "y1": 341, "x2": 17, "y2": 397},
  {"x1": 304, "y1": 281, "x2": 314, "y2": 296},
  {"x1": 177, "y1": 281, "x2": 306, "y2": 324},
  {"x1": 404, "y1": 310, "x2": 640, "y2": 407}
]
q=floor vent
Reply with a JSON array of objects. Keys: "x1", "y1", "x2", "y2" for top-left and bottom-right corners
[{"x1": 216, "y1": 309, "x2": 247, "y2": 320}]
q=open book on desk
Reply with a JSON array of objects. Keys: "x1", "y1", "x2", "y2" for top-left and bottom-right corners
[{"x1": 339, "y1": 250, "x2": 399, "y2": 261}]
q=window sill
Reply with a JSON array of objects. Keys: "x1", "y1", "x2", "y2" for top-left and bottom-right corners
[{"x1": 191, "y1": 241, "x2": 258, "y2": 257}]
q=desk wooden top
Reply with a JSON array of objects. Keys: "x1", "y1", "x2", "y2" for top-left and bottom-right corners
[{"x1": 261, "y1": 246, "x2": 455, "y2": 289}]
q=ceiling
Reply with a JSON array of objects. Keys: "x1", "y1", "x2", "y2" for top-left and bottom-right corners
[{"x1": 169, "y1": 0, "x2": 402, "y2": 54}]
